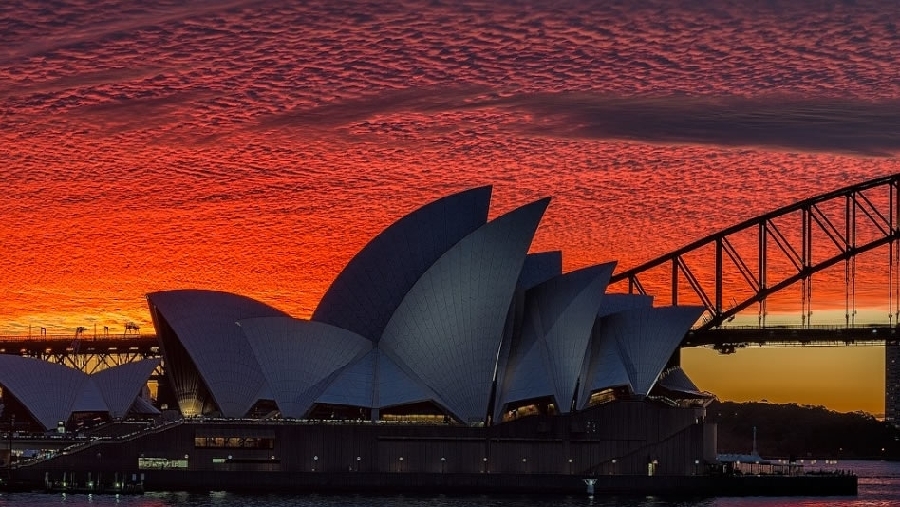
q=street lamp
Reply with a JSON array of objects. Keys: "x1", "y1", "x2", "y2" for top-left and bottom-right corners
[
  {"x1": 611, "y1": 458, "x2": 617, "y2": 475},
  {"x1": 356, "y1": 456, "x2": 361, "y2": 472},
  {"x1": 7, "y1": 414, "x2": 14, "y2": 480},
  {"x1": 440, "y1": 457, "x2": 446, "y2": 473},
  {"x1": 398, "y1": 456, "x2": 404, "y2": 472},
  {"x1": 313, "y1": 455, "x2": 318, "y2": 472}
]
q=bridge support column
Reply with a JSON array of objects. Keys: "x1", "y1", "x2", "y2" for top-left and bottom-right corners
[{"x1": 887, "y1": 340, "x2": 900, "y2": 429}]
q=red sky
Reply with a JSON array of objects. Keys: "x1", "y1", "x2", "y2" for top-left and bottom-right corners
[{"x1": 2, "y1": 0, "x2": 900, "y2": 415}]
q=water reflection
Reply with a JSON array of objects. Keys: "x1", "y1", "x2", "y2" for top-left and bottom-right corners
[{"x1": 0, "y1": 461, "x2": 897, "y2": 507}]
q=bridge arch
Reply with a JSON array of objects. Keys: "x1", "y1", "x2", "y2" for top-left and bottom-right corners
[{"x1": 609, "y1": 173, "x2": 900, "y2": 332}]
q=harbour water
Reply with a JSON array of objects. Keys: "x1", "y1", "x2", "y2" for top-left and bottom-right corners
[{"x1": 1, "y1": 460, "x2": 897, "y2": 507}]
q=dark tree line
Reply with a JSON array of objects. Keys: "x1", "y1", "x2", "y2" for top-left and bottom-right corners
[{"x1": 708, "y1": 400, "x2": 900, "y2": 459}]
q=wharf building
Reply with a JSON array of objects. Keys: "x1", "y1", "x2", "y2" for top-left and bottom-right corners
[{"x1": 4, "y1": 186, "x2": 721, "y2": 490}]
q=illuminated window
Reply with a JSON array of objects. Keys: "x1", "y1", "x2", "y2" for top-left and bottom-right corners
[
  {"x1": 193, "y1": 437, "x2": 274, "y2": 449},
  {"x1": 138, "y1": 457, "x2": 188, "y2": 469}
]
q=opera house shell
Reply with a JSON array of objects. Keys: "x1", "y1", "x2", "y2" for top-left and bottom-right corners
[
  {"x1": 0, "y1": 356, "x2": 159, "y2": 430},
  {"x1": 146, "y1": 186, "x2": 711, "y2": 425}
]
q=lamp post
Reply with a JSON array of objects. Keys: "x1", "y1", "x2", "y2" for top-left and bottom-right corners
[
  {"x1": 611, "y1": 458, "x2": 617, "y2": 475},
  {"x1": 440, "y1": 456, "x2": 446, "y2": 473},
  {"x1": 97, "y1": 452, "x2": 102, "y2": 490},
  {"x1": 313, "y1": 455, "x2": 318, "y2": 472},
  {"x1": 7, "y1": 414, "x2": 13, "y2": 482},
  {"x1": 398, "y1": 456, "x2": 404, "y2": 472},
  {"x1": 356, "y1": 456, "x2": 360, "y2": 472}
]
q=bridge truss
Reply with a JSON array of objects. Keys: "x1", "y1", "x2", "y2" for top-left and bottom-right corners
[
  {"x1": 0, "y1": 329, "x2": 161, "y2": 377},
  {"x1": 609, "y1": 174, "x2": 900, "y2": 336}
]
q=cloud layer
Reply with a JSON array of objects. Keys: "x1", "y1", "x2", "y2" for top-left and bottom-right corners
[
  {"x1": 260, "y1": 90, "x2": 900, "y2": 155},
  {"x1": 2, "y1": 0, "x2": 900, "y2": 338}
]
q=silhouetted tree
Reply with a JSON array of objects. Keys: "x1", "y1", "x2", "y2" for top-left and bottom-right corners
[{"x1": 708, "y1": 400, "x2": 900, "y2": 459}]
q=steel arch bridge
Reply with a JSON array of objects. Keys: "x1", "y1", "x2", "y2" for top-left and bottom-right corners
[{"x1": 609, "y1": 173, "x2": 900, "y2": 340}]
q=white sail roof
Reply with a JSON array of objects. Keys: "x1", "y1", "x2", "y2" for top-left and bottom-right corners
[
  {"x1": 91, "y1": 359, "x2": 161, "y2": 419},
  {"x1": 518, "y1": 251, "x2": 563, "y2": 290},
  {"x1": 142, "y1": 188, "x2": 713, "y2": 424},
  {"x1": 381, "y1": 198, "x2": 549, "y2": 423},
  {"x1": 147, "y1": 289, "x2": 288, "y2": 418},
  {"x1": 0, "y1": 356, "x2": 158, "y2": 427},
  {"x1": 373, "y1": 348, "x2": 442, "y2": 408},
  {"x1": 239, "y1": 317, "x2": 372, "y2": 418},
  {"x1": 658, "y1": 366, "x2": 706, "y2": 396},
  {"x1": 495, "y1": 332, "x2": 554, "y2": 415},
  {"x1": 604, "y1": 306, "x2": 703, "y2": 396},
  {"x1": 532, "y1": 263, "x2": 614, "y2": 412},
  {"x1": 315, "y1": 347, "x2": 443, "y2": 410},
  {"x1": 576, "y1": 324, "x2": 633, "y2": 409},
  {"x1": 313, "y1": 186, "x2": 491, "y2": 341},
  {"x1": 72, "y1": 378, "x2": 108, "y2": 413},
  {"x1": 314, "y1": 348, "x2": 377, "y2": 409},
  {"x1": 130, "y1": 395, "x2": 161, "y2": 415},
  {"x1": 577, "y1": 293, "x2": 654, "y2": 408},
  {"x1": 0, "y1": 356, "x2": 95, "y2": 430},
  {"x1": 498, "y1": 263, "x2": 614, "y2": 415}
]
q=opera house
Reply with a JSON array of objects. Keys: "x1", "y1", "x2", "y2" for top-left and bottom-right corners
[{"x1": 5, "y1": 186, "x2": 722, "y2": 492}]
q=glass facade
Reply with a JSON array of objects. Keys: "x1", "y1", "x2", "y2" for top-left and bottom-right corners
[{"x1": 194, "y1": 437, "x2": 275, "y2": 449}]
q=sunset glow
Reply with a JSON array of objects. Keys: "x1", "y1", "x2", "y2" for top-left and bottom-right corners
[{"x1": 2, "y1": 0, "x2": 899, "y2": 416}]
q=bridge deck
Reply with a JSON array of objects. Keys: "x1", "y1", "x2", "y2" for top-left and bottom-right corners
[
  {"x1": 0, "y1": 327, "x2": 895, "y2": 357},
  {"x1": 0, "y1": 334, "x2": 159, "y2": 355},
  {"x1": 686, "y1": 325, "x2": 897, "y2": 353}
]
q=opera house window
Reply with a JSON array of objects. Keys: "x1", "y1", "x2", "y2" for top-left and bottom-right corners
[{"x1": 194, "y1": 437, "x2": 275, "y2": 449}]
